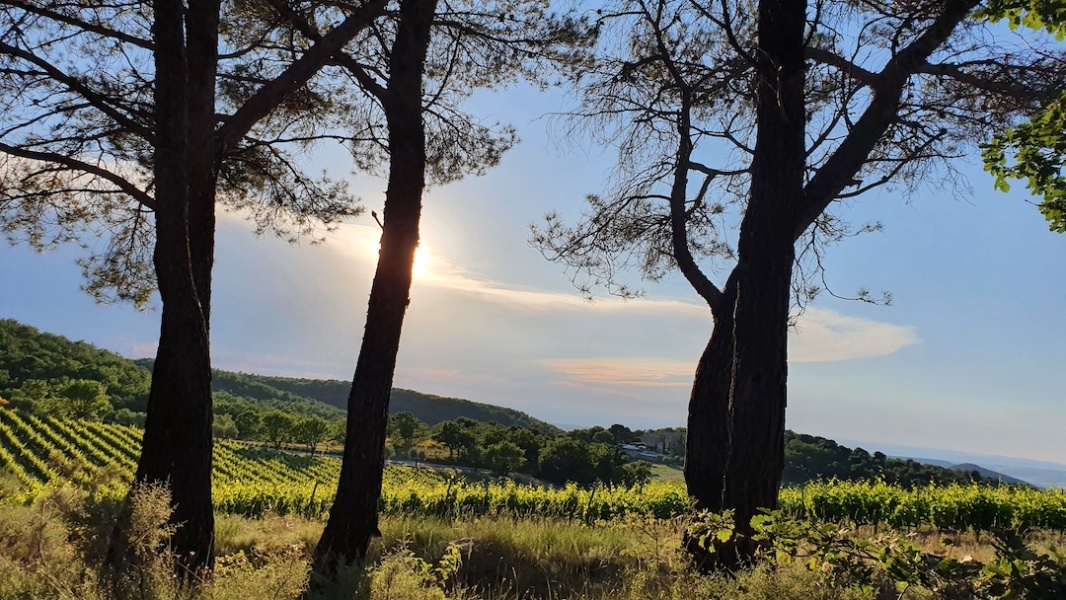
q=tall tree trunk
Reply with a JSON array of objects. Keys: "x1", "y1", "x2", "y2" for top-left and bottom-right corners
[
  {"x1": 684, "y1": 0, "x2": 806, "y2": 567},
  {"x1": 129, "y1": 0, "x2": 220, "y2": 575},
  {"x1": 311, "y1": 0, "x2": 437, "y2": 577},
  {"x1": 722, "y1": 0, "x2": 806, "y2": 540},
  {"x1": 683, "y1": 283, "x2": 735, "y2": 510},
  {"x1": 186, "y1": 0, "x2": 221, "y2": 313}
]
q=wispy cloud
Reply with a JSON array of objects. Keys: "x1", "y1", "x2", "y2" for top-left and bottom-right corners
[
  {"x1": 790, "y1": 308, "x2": 920, "y2": 362},
  {"x1": 354, "y1": 228, "x2": 919, "y2": 365},
  {"x1": 329, "y1": 223, "x2": 707, "y2": 314},
  {"x1": 545, "y1": 358, "x2": 694, "y2": 389},
  {"x1": 252, "y1": 221, "x2": 919, "y2": 398}
]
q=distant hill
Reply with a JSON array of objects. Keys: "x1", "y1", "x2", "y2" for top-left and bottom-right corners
[
  {"x1": 0, "y1": 318, "x2": 558, "y2": 432},
  {"x1": 837, "y1": 438, "x2": 1061, "y2": 488},
  {"x1": 950, "y1": 463, "x2": 1028, "y2": 486},
  {"x1": 200, "y1": 368, "x2": 561, "y2": 432},
  {"x1": 783, "y1": 431, "x2": 1027, "y2": 488}
]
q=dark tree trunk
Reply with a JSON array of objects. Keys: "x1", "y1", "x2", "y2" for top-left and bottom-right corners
[
  {"x1": 311, "y1": 0, "x2": 437, "y2": 577},
  {"x1": 679, "y1": 0, "x2": 984, "y2": 571},
  {"x1": 683, "y1": 0, "x2": 806, "y2": 568},
  {"x1": 128, "y1": 0, "x2": 220, "y2": 575},
  {"x1": 683, "y1": 282, "x2": 735, "y2": 513},
  {"x1": 186, "y1": 0, "x2": 221, "y2": 311}
]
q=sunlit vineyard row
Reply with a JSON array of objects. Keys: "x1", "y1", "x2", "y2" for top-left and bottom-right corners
[{"x1": 3, "y1": 410, "x2": 1066, "y2": 532}]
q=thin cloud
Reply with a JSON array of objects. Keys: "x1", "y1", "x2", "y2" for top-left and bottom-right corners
[
  {"x1": 790, "y1": 308, "x2": 920, "y2": 362},
  {"x1": 542, "y1": 311, "x2": 920, "y2": 391},
  {"x1": 545, "y1": 358, "x2": 694, "y2": 389},
  {"x1": 328, "y1": 222, "x2": 707, "y2": 314},
  {"x1": 284, "y1": 221, "x2": 919, "y2": 374}
]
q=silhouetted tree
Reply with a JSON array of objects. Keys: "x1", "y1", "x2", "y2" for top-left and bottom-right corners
[
  {"x1": 534, "y1": 0, "x2": 1063, "y2": 565},
  {"x1": 0, "y1": 0, "x2": 391, "y2": 570},
  {"x1": 310, "y1": 0, "x2": 588, "y2": 573}
]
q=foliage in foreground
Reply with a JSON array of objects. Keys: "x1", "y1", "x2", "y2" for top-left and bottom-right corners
[
  {"x1": 3, "y1": 414, "x2": 1066, "y2": 598},
  {"x1": 4, "y1": 467, "x2": 1066, "y2": 600}
]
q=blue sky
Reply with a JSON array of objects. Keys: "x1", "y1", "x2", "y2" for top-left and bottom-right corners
[{"x1": 2, "y1": 83, "x2": 1065, "y2": 463}]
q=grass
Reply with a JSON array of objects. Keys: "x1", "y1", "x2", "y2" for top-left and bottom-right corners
[
  {"x1": 0, "y1": 474, "x2": 990, "y2": 600},
  {"x1": 3, "y1": 466, "x2": 1065, "y2": 599},
  {"x1": 649, "y1": 463, "x2": 684, "y2": 480}
]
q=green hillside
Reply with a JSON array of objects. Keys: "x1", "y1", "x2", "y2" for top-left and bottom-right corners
[
  {"x1": 0, "y1": 319, "x2": 151, "y2": 412},
  {"x1": 1, "y1": 319, "x2": 557, "y2": 432},
  {"x1": 0, "y1": 318, "x2": 1018, "y2": 487},
  {"x1": 210, "y1": 371, "x2": 560, "y2": 432}
]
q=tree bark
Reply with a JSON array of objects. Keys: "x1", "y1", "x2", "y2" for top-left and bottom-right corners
[
  {"x1": 683, "y1": 282, "x2": 735, "y2": 512},
  {"x1": 311, "y1": 0, "x2": 437, "y2": 577},
  {"x1": 683, "y1": 0, "x2": 806, "y2": 568},
  {"x1": 130, "y1": 0, "x2": 220, "y2": 575}
]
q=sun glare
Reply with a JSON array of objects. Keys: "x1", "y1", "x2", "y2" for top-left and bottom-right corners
[
  {"x1": 412, "y1": 245, "x2": 432, "y2": 281},
  {"x1": 340, "y1": 225, "x2": 437, "y2": 282}
]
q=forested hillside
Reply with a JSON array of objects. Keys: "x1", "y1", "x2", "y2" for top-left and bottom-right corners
[
  {"x1": 0, "y1": 319, "x2": 151, "y2": 412},
  {"x1": 0, "y1": 318, "x2": 1022, "y2": 487},
  {"x1": 205, "y1": 368, "x2": 560, "y2": 431},
  {"x1": 1, "y1": 319, "x2": 557, "y2": 431}
]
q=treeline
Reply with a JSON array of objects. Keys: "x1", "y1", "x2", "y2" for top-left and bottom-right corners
[
  {"x1": 205, "y1": 367, "x2": 560, "y2": 431},
  {"x1": 784, "y1": 431, "x2": 999, "y2": 488},
  {"x1": 387, "y1": 413, "x2": 655, "y2": 488}
]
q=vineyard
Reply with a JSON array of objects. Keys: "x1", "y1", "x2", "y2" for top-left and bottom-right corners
[{"x1": 3, "y1": 410, "x2": 1066, "y2": 532}]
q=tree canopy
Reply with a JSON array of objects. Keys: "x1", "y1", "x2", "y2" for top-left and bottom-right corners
[
  {"x1": 981, "y1": 0, "x2": 1066, "y2": 232},
  {"x1": 533, "y1": 0, "x2": 1064, "y2": 565}
]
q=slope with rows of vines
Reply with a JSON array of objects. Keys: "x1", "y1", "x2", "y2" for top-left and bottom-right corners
[{"x1": 3, "y1": 411, "x2": 1066, "y2": 533}]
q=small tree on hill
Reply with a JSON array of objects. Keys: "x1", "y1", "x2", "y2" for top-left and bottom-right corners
[
  {"x1": 292, "y1": 416, "x2": 332, "y2": 458},
  {"x1": 331, "y1": 419, "x2": 347, "y2": 447},
  {"x1": 608, "y1": 424, "x2": 634, "y2": 444},
  {"x1": 261, "y1": 411, "x2": 294, "y2": 450},
  {"x1": 484, "y1": 441, "x2": 526, "y2": 477},
  {"x1": 231, "y1": 409, "x2": 262, "y2": 441},
  {"x1": 9, "y1": 379, "x2": 56, "y2": 414},
  {"x1": 433, "y1": 420, "x2": 477, "y2": 462},
  {"x1": 212, "y1": 414, "x2": 239, "y2": 440},
  {"x1": 61, "y1": 379, "x2": 111, "y2": 420},
  {"x1": 622, "y1": 461, "x2": 654, "y2": 490},
  {"x1": 590, "y1": 442, "x2": 626, "y2": 485},
  {"x1": 113, "y1": 409, "x2": 146, "y2": 428},
  {"x1": 538, "y1": 437, "x2": 595, "y2": 486},
  {"x1": 387, "y1": 411, "x2": 425, "y2": 451}
]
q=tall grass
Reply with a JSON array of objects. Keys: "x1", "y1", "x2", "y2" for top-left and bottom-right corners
[{"x1": 0, "y1": 469, "x2": 932, "y2": 600}]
